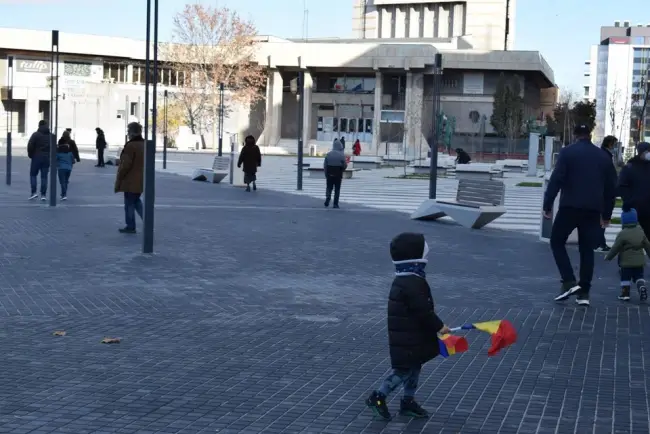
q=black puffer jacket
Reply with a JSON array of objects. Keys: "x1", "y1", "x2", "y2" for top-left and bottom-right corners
[
  {"x1": 27, "y1": 126, "x2": 55, "y2": 159},
  {"x1": 387, "y1": 233, "x2": 444, "y2": 369},
  {"x1": 618, "y1": 156, "x2": 650, "y2": 215}
]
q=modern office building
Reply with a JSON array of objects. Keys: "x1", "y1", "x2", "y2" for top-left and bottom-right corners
[
  {"x1": 0, "y1": 0, "x2": 553, "y2": 156},
  {"x1": 588, "y1": 21, "x2": 650, "y2": 147}
]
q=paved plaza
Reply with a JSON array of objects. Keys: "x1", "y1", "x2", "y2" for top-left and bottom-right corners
[{"x1": 0, "y1": 156, "x2": 647, "y2": 434}]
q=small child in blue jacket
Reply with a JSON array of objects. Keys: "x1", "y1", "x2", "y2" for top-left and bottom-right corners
[{"x1": 56, "y1": 130, "x2": 80, "y2": 200}]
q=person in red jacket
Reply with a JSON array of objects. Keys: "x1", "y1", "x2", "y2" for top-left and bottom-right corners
[{"x1": 352, "y1": 139, "x2": 361, "y2": 156}]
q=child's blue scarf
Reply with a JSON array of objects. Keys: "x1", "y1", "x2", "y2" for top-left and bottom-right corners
[{"x1": 394, "y1": 262, "x2": 426, "y2": 278}]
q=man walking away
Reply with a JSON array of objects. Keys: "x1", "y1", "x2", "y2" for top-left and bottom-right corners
[
  {"x1": 56, "y1": 130, "x2": 78, "y2": 200},
  {"x1": 543, "y1": 124, "x2": 617, "y2": 306},
  {"x1": 324, "y1": 138, "x2": 347, "y2": 209},
  {"x1": 618, "y1": 142, "x2": 650, "y2": 240},
  {"x1": 27, "y1": 120, "x2": 55, "y2": 201},
  {"x1": 596, "y1": 135, "x2": 618, "y2": 252},
  {"x1": 95, "y1": 127, "x2": 107, "y2": 167},
  {"x1": 114, "y1": 123, "x2": 145, "y2": 234},
  {"x1": 237, "y1": 135, "x2": 262, "y2": 192}
]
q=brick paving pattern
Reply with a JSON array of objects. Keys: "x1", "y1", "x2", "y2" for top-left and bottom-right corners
[{"x1": 0, "y1": 156, "x2": 648, "y2": 433}]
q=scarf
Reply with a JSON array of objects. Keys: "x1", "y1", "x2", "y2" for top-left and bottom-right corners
[{"x1": 394, "y1": 262, "x2": 426, "y2": 278}]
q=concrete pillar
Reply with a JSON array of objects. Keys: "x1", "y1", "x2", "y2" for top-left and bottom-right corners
[
  {"x1": 544, "y1": 136, "x2": 554, "y2": 172},
  {"x1": 423, "y1": 5, "x2": 434, "y2": 38},
  {"x1": 394, "y1": 6, "x2": 406, "y2": 38},
  {"x1": 25, "y1": 97, "x2": 40, "y2": 134},
  {"x1": 405, "y1": 72, "x2": 424, "y2": 158},
  {"x1": 372, "y1": 71, "x2": 382, "y2": 154},
  {"x1": 527, "y1": 132, "x2": 539, "y2": 177},
  {"x1": 409, "y1": 5, "x2": 420, "y2": 37},
  {"x1": 302, "y1": 70, "x2": 313, "y2": 149},
  {"x1": 259, "y1": 70, "x2": 283, "y2": 147},
  {"x1": 438, "y1": 4, "x2": 449, "y2": 37}
]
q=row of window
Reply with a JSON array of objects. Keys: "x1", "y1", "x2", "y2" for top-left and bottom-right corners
[{"x1": 102, "y1": 62, "x2": 187, "y2": 86}]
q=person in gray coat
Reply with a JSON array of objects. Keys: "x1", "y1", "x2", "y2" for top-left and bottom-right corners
[{"x1": 323, "y1": 138, "x2": 347, "y2": 208}]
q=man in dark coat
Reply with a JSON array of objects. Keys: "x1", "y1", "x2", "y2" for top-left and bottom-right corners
[
  {"x1": 27, "y1": 120, "x2": 56, "y2": 200},
  {"x1": 618, "y1": 142, "x2": 650, "y2": 240},
  {"x1": 114, "y1": 123, "x2": 145, "y2": 234},
  {"x1": 365, "y1": 232, "x2": 449, "y2": 421},
  {"x1": 596, "y1": 135, "x2": 618, "y2": 252},
  {"x1": 543, "y1": 124, "x2": 617, "y2": 306},
  {"x1": 323, "y1": 138, "x2": 347, "y2": 208},
  {"x1": 95, "y1": 127, "x2": 107, "y2": 167},
  {"x1": 237, "y1": 135, "x2": 262, "y2": 192}
]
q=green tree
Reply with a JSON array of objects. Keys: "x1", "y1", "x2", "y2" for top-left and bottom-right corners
[{"x1": 490, "y1": 73, "x2": 524, "y2": 153}]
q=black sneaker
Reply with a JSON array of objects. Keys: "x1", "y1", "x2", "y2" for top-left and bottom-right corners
[
  {"x1": 365, "y1": 391, "x2": 391, "y2": 421},
  {"x1": 554, "y1": 281, "x2": 581, "y2": 302},
  {"x1": 595, "y1": 246, "x2": 611, "y2": 252},
  {"x1": 637, "y1": 279, "x2": 648, "y2": 302},
  {"x1": 333, "y1": 204, "x2": 340, "y2": 209},
  {"x1": 324, "y1": 200, "x2": 330, "y2": 207},
  {"x1": 252, "y1": 182, "x2": 257, "y2": 191},
  {"x1": 119, "y1": 227, "x2": 137, "y2": 234},
  {"x1": 245, "y1": 186, "x2": 251, "y2": 192},
  {"x1": 575, "y1": 293, "x2": 590, "y2": 306},
  {"x1": 399, "y1": 398, "x2": 429, "y2": 418},
  {"x1": 618, "y1": 286, "x2": 631, "y2": 301}
]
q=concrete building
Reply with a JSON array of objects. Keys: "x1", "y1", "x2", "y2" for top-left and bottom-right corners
[
  {"x1": 0, "y1": 19, "x2": 553, "y2": 157},
  {"x1": 589, "y1": 21, "x2": 650, "y2": 146},
  {"x1": 352, "y1": 0, "x2": 515, "y2": 51}
]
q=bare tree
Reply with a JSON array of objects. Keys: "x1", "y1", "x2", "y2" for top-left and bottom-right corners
[
  {"x1": 608, "y1": 82, "x2": 631, "y2": 144},
  {"x1": 162, "y1": 3, "x2": 266, "y2": 148}
]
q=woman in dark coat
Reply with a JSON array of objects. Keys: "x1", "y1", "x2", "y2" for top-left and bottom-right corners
[
  {"x1": 237, "y1": 135, "x2": 262, "y2": 192},
  {"x1": 618, "y1": 142, "x2": 650, "y2": 239}
]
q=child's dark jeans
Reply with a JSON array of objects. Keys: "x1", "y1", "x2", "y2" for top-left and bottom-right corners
[
  {"x1": 620, "y1": 267, "x2": 644, "y2": 286},
  {"x1": 378, "y1": 365, "x2": 421, "y2": 399}
]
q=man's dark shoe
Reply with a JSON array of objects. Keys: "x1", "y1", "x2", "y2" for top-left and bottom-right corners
[
  {"x1": 637, "y1": 279, "x2": 648, "y2": 301},
  {"x1": 324, "y1": 200, "x2": 330, "y2": 207},
  {"x1": 119, "y1": 227, "x2": 137, "y2": 234},
  {"x1": 333, "y1": 203, "x2": 340, "y2": 209},
  {"x1": 252, "y1": 182, "x2": 257, "y2": 191},
  {"x1": 575, "y1": 293, "x2": 590, "y2": 306},
  {"x1": 365, "y1": 391, "x2": 391, "y2": 421},
  {"x1": 554, "y1": 281, "x2": 581, "y2": 302},
  {"x1": 618, "y1": 286, "x2": 631, "y2": 301},
  {"x1": 399, "y1": 398, "x2": 429, "y2": 418},
  {"x1": 595, "y1": 245, "x2": 611, "y2": 252}
]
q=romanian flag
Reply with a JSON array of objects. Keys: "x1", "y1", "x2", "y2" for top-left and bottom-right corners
[
  {"x1": 438, "y1": 334, "x2": 469, "y2": 358},
  {"x1": 451, "y1": 320, "x2": 517, "y2": 356}
]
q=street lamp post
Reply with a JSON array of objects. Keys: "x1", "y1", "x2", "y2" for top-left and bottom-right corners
[
  {"x1": 428, "y1": 53, "x2": 442, "y2": 200},
  {"x1": 217, "y1": 83, "x2": 224, "y2": 156},
  {"x1": 142, "y1": 0, "x2": 159, "y2": 254},
  {"x1": 163, "y1": 89, "x2": 168, "y2": 169},
  {"x1": 49, "y1": 30, "x2": 60, "y2": 207},
  {"x1": 6, "y1": 56, "x2": 13, "y2": 186}
]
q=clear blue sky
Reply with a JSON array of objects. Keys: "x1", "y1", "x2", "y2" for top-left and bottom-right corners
[{"x1": 1, "y1": 0, "x2": 647, "y2": 92}]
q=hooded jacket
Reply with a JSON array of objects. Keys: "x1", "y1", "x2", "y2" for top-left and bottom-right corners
[
  {"x1": 56, "y1": 143, "x2": 75, "y2": 171},
  {"x1": 605, "y1": 223, "x2": 650, "y2": 268},
  {"x1": 543, "y1": 139, "x2": 617, "y2": 220},
  {"x1": 237, "y1": 141, "x2": 262, "y2": 174},
  {"x1": 27, "y1": 125, "x2": 56, "y2": 159},
  {"x1": 387, "y1": 232, "x2": 444, "y2": 369},
  {"x1": 323, "y1": 139, "x2": 347, "y2": 177},
  {"x1": 618, "y1": 155, "x2": 650, "y2": 216}
]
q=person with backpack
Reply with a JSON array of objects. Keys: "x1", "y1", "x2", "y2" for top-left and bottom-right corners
[
  {"x1": 56, "y1": 130, "x2": 80, "y2": 200},
  {"x1": 26, "y1": 120, "x2": 56, "y2": 201}
]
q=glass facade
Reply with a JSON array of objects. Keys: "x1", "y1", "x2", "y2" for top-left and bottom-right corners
[
  {"x1": 594, "y1": 45, "x2": 609, "y2": 142},
  {"x1": 631, "y1": 48, "x2": 650, "y2": 142}
]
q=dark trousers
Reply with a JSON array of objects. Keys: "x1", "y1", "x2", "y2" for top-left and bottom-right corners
[
  {"x1": 97, "y1": 148, "x2": 105, "y2": 167},
  {"x1": 29, "y1": 155, "x2": 50, "y2": 195},
  {"x1": 550, "y1": 207, "x2": 601, "y2": 293},
  {"x1": 638, "y1": 213, "x2": 650, "y2": 241},
  {"x1": 124, "y1": 192, "x2": 143, "y2": 230},
  {"x1": 599, "y1": 227, "x2": 608, "y2": 248},
  {"x1": 325, "y1": 175, "x2": 342, "y2": 205},
  {"x1": 57, "y1": 169, "x2": 71, "y2": 196}
]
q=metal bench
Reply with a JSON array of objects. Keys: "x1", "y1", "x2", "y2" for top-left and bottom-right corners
[
  {"x1": 307, "y1": 167, "x2": 359, "y2": 179},
  {"x1": 411, "y1": 179, "x2": 506, "y2": 229},
  {"x1": 192, "y1": 155, "x2": 229, "y2": 184}
]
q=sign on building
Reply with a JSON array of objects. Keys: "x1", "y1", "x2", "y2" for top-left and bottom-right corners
[{"x1": 16, "y1": 59, "x2": 51, "y2": 74}]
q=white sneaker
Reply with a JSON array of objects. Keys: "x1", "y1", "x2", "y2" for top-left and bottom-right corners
[
  {"x1": 40, "y1": 195, "x2": 47, "y2": 201},
  {"x1": 28, "y1": 193, "x2": 38, "y2": 200},
  {"x1": 61, "y1": 196, "x2": 67, "y2": 201}
]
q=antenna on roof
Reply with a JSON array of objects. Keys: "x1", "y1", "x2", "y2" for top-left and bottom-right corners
[{"x1": 302, "y1": 0, "x2": 309, "y2": 41}]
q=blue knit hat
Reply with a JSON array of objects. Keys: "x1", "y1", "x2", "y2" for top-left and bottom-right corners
[{"x1": 621, "y1": 208, "x2": 638, "y2": 226}]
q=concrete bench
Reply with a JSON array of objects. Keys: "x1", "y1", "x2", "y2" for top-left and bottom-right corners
[
  {"x1": 495, "y1": 159, "x2": 528, "y2": 173},
  {"x1": 299, "y1": 157, "x2": 324, "y2": 169},
  {"x1": 382, "y1": 156, "x2": 412, "y2": 167},
  {"x1": 409, "y1": 162, "x2": 449, "y2": 176},
  {"x1": 351, "y1": 155, "x2": 383, "y2": 170},
  {"x1": 192, "y1": 155, "x2": 229, "y2": 184},
  {"x1": 411, "y1": 179, "x2": 506, "y2": 229},
  {"x1": 307, "y1": 167, "x2": 359, "y2": 179},
  {"x1": 455, "y1": 164, "x2": 503, "y2": 181}
]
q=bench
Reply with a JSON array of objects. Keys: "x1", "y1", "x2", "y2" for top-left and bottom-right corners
[
  {"x1": 192, "y1": 155, "x2": 229, "y2": 184},
  {"x1": 382, "y1": 155, "x2": 412, "y2": 167},
  {"x1": 455, "y1": 164, "x2": 503, "y2": 181},
  {"x1": 351, "y1": 155, "x2": 383, "y2": 170},
  {"x1": 495, "y1": 159, "x2": 528, "y2": 173},
  {"x1": 104, "y1": 147, "x2": 122, "y2": 166},
  {"x1": 307, "y1": 167, "x2": 359, "y2": 179},
  {"x1": 411, "y1": 179, "x2": 506, "y2": 229}
]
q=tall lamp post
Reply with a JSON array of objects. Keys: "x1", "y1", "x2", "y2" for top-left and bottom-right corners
[
  {"x1": 6, "y1": 56, "x2": 13, "y2": 186},
  {"x1": 49, "y1": 30, "x2": 60, "y2": 207},
  {"x1": 217, "y1": 83, "x2": 224, "y2": 156},
  {"x1": 163, "y1": 89, "x2": 168, "y2": 169},
  {"x1": 142, "y1": 0, "x2": 159, "y2": 254},
  {"x1": 296, "y1": 60, "x2": 305, "y2": 191},
  {"x1": 428, "y1": 53, "x2": 442, "y2": 200}
]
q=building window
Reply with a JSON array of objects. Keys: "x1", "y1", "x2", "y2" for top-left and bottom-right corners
[
  {"x1": 103, "y1": 62, "x2": 128, "y2": 83},
  {"x1": 64, "y1": 61, "x2": 92, "y2": 77}
]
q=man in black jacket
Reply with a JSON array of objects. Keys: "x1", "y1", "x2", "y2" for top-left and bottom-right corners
[
  {"x1": 618, "y1": 142, "x2": 650, "y2": 239},
  {"x1": 26, "y1": 120, "x2": 55, "y2": 200},
  {"x1": 596, "y1": 135, "x2": 618, "y2": 252},
  {"x1": 95, "y1": 127, "x2": 107, "y2": 167},
  {"x1": 543, "y1": 125, "x2": 617, "y2": 306}
]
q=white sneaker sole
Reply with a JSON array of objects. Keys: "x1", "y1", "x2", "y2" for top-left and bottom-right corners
[
  {"x1": 575, "y1": 298, "x2": 590, "y2": 306},
  {"x1": 554, "y1": 285, "x2": 581, "y2": 301}
]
